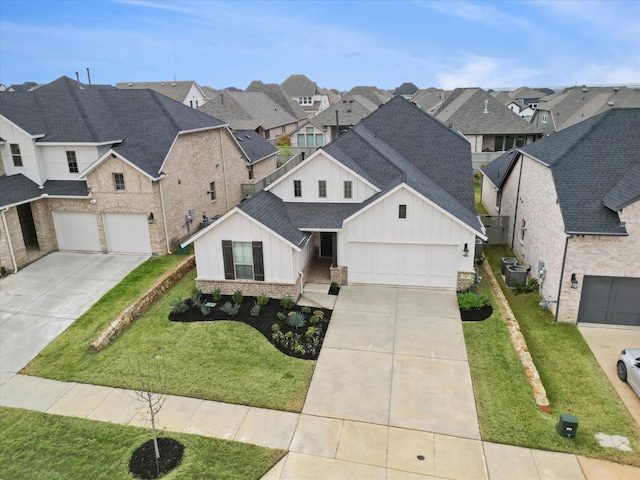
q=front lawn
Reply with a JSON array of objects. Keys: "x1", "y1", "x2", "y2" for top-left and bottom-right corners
[
  {"x1": 22, "y1": 260, "x2": 315, "y2": 412},
  {"x1": 0, "y1": 407, "x2": 284, "y2": 480},
  {"x1": 463, "y1": 246, "x2": 640, "y2": 466}
]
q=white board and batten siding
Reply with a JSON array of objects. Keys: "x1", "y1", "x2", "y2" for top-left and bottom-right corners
[
  {"x1": 268, "y1": 152, "x2": 376, "y2": 203},
  {"x1": 103, "y1": 213, "x2": 151, "y2": 254},
  {"x1": 341, "y1": 186, "x2": 477, "y2": 289},
  {"x1": 193, "y1": 211, "x2": 301, "y2": 283},
  {"x1": 52, "y1": 211, "x2": 101, "y2": 252}
]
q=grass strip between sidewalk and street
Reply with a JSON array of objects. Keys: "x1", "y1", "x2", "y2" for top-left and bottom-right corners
[
  {"x1": 463, "y1": 245, "x2": 640, "y2": 466},
  {"x1": 0, "y1": 407, "x2": 284, "y2": 480},
  {"x1": 21, "y1": 257, "x2": 315, "y2": 412}
]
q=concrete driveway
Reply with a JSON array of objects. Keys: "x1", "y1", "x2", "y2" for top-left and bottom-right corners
[
  {"x1": 0, "y1": 252, "x2": 148, "y2": 385},
  {"x1": 579, "y1": 324, "x2": 640, "y2": 427}
]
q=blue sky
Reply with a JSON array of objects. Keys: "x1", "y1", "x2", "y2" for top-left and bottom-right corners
[{"x1": 1, "y1": 0, "x2": 638, "y2": 91}]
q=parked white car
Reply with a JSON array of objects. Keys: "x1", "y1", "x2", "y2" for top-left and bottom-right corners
[{"x1": 617, "y1": 348, "x2": 640, "y2": 397}]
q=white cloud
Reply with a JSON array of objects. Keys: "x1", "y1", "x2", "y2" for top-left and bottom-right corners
[{"x1": 436, "y1": 56, "x2": 542, "y2": 89}]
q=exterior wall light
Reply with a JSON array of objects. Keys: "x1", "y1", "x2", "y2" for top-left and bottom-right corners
[
  {"x1": 147, "y1": 212, "x2": 154, "y2": 224},
  {"x1": 571, "y1": 273, "x2": 579, "y2": 289},
  {"x1": 463, "y1": 243, "x2": 469, "y2": 257}
]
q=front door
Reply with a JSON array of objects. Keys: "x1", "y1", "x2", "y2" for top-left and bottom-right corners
[{"x1": 320, "y1": 232, "x2": 333, "y2": 259}]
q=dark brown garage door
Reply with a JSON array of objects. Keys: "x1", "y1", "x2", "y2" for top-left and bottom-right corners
[{"x1": 578, "y1": 276, "x2": 640, "y2": 326}]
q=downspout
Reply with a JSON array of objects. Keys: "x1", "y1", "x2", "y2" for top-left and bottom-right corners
[
  {"x1": 510, "y1": 154, "x2": 524, "y2": 249},
  {"x1": 158, "y1": 177, "x2": 171, "y2": 254},
  {"x1": 1, "y1": 208, "x2": 18, "y2": 273},
  {"x1": 220, "y1": 129, "x2": 230, "y2": 212},
  {"x1": 299, "y1": 271, "x2": 304, "y2": 296},
  {"x1": 554, "y1": 235, "x2": 570, "y2": 322}
]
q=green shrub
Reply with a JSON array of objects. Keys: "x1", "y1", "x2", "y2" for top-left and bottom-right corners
[
  {"x1": 256, "y1": 294, "x2": 270, "y2": 306},
  {"x1": 287, "y1": 311, "x2": 306, "y2": 328},
  {"x1": 277, "y1": 312, "x2": 286, "y2": 322},
  {"x1": 294, "y1": 344, "x2": 305, "y2": 355},
  {"x1": 170, "y1": 298, "x2": 188, "y2": 314},
  {"x1": 0, "y1": 265, "x2": 7, "y2": 276},
  {"x1": 284, "y1": 331, "x2": 293, "y2": 340},
  {"x1": 309, "y1": 315, "x2": 319, "y2": 325},
  {"x1": 271, "y1": 323, "x2": 280, "y2": 332},
  {"x1": 190, "y1": 291, "x2": 203, "y2": 307},
  {"x1": 457, "y1": 292, "x2": 491, "y2": 310},
  {"x1": 301, "y1": 306, "x2": 311, "y2": 314},
  {"x1": 199, "y1": 304, "x2": 211, "y2": 316},
  {"x1": 232, "y1": 290, "x2": 244, "y2": 305},
  {"x1": 305, "y1": 326, "x2": 317, "y2": 339},
  {"x1": 219, "y1": 301, "x2": 240, "y2": 317},
  {"x1": 212, "y1": 288, "x2": 222, "y2": 302},
  {"x1": 515, "y1": 278, "x2": 539, "y2": 294},
  {"x1": 313, "y1": 310, "x2": 325, "y2": 319},
  {"x1": 250, "y1": 302, "x2": 261, "y2": 317},
  {"x1": 280, "y1": 296, "x2": 295, "y2": 309}
]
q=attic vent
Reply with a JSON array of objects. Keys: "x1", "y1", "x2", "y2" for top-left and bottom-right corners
[
  {"x1": 608, "y1": 101, "x2": 615, "y2": 106},
  {"x1": 237, "y1": 137, "x2": 242, "y2": 141},
  {"x1": 581, "y1": 87, "x2": 588, "y2": 92},
  {"x1": 245, "y1": 134, "x2": 250, "y2": 139},
  {"x1": 128, "y1": 82, "x2": 133, "y2": 86},
  {"x1": 614, "y1": 87, "x2": 619, "y2": 94},
  {"x1": 343, "y1": 100, "x2": 347, "y2": 103},
  {"x1": 161, "y1": 83, "x2": 165, "y2": 86},
  {"x1": 349, "y1": 100, "x2": 353, "y2": 103},
  {"x1": 483, "y1": 99, "x2": 489, "y2": 114},
  {"x1": 171, "y1": 83, "x2": 176, "y2": 87}
]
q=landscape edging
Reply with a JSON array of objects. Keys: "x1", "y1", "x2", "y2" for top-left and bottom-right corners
[
  {"x1": 481, "y1": 259, "x2": 552, "y2": 413},
  {"x1": 90, "y1": 255, "x2": 195, "y2": 352}
]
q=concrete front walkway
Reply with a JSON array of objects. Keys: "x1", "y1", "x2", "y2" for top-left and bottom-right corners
[{"x1": 0, "y1": 252, "x2": 149, "y2": 385}]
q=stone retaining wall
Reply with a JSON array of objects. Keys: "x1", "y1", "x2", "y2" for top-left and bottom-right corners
[
  {"x1": 90, "y1": 255, "x2": 196, "y2": 352},
  {"x1": 482, "y1": 260, "x2": 552, "y2": 413}
]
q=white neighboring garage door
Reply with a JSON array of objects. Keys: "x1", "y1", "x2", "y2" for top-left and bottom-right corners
[
  {"x1": 348, "y1": 242, "x2": 458, "y2": 288},
  {"x1": 103, "y1": 213, "x2": 151, "y2": 254},
  {"x1": 52, "y1": 211, "x2": 101, "y2": 252}
]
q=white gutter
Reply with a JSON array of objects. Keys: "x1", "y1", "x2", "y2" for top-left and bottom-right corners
[{"x1": 1, "y1": 208, "x2": 18, "y2": 273}]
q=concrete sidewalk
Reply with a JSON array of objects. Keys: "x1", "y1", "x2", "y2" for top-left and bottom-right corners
[{"x1": 2, "y1": 374, "x2": 638, "y2": 479}]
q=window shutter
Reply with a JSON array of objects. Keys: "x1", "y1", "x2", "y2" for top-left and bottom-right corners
[
  {"x1": 252, "y1": 241, "x2": 264, "y2": 281},
  {"x1": 222, "y1": 240, "x2": 235, "y2": 280}
]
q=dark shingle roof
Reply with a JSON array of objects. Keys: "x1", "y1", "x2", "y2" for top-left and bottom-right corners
[
  {"x1": 0, "y1": 76, "x2": 226, "y2": 178},
  {"x1": 281, "y1": 74, "x2": 318, "y2": 97},
  {"x1": 236, "y1": 97, "x2": 483, "y2": 237},
  {"x1": 115, "y1": 80, "x2": 203, "y2": 103},
  {"x1": 483, "y1": 108, "x2": 640, "y2": 235},
  {"x1": 480, "y1": 149, "x2": 519, "y2": 189},
  {"x1": 435, "y1": 88, "x2": 542, "y2": 135},
  {"x1": 232, "y1": 130, "x2": 278, "y2": 164},
  {"x1": 393, "y1": 82, "x2": 419, "y2": 96},
  {"x1": 199, "y1": 91, "x2": 297, "y2": 131},
  {"x1": 522, "y1": 108, "x2": 640, "y2": 234},
  {"x1": 246, "y1": 81, "x2": 307, "y2": 120},
  {"x1": 313, "y1": 95, "x2": 377, "y2": 128},
  {"x1": 0, "y1": 174, "x2": 89, "y2": 208},
  {"x1": 238, "y1": 190, "x2": 310, "y2": 247}
]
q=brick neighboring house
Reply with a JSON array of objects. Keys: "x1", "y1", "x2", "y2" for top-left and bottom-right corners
[
  {"x1": 0, "y1": 76, "x2": 276, "y2": 272},
  {"x1": 481, "y1": 108, "x2": 640, "y2": 325}
]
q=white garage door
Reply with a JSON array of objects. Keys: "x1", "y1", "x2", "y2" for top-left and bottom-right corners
[
  {"x1": 103, "y1": 213, "x2": 151, "y2": 254},
  {"x1": 53, "y1": 211, "x2": 101, "y2": 252},
  {"x1": 348, "y1": 242, "x2": 458, "y2": 288}
]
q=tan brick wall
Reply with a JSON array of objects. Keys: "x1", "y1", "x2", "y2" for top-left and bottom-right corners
[
  {"x1": 251, "y1": 154, "x2": 278, "y2": 185},
  {"x1": 457, "y1": 271, "x2": 476, "y2": 292},
  {"x1": 195, "y1": 278, "x2": 301, "y2": 300},
  {"x1": 495, "y1": 154, "x2": 568, "y2": 318},
  {"x1": 481, "y1": 175, "x2": 500, "y2": 216},
  {"x1": 558, "y1": 203, "x2": 640, "y2": 322},
  {"x1": 86, "y1": 156, "x2": 164, "y2": 254},
  {"x1": 0, "y1": 207, "x2": 26, "y2": 270},
  {"x1": 330, "y1": 266, "x2": 348, "y2": 285},
  {"x1": 160, "y1": 128, "x2": 250, "y2": 251}
]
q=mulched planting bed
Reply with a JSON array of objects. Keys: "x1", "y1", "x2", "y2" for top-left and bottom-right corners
[
  {"x1": 169, "y1": 295, "x2": 332, "y2": 360},
  {"x1": 460, "y1": 304, "x2": 493, "y2": 321},
  {"x1": 129, "y1": 437, "x2": 184, "y2": 479}
]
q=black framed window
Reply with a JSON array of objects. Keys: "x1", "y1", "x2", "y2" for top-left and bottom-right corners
[
  {"x1": 66, "y1": 151, "x2": 79, "y2": 173},
  {"x1": 113, "y1": 173, "x2": 125, "y2": 190},
  {"x1": 399, "y1": 204, "x2": 407, "y2": 219},
  {"x1": 293, "y1": 180, "x2": 302, "y2": 197},
  {"x1": 10, "y1": 144, "x2": 23, "y2": 167}
]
